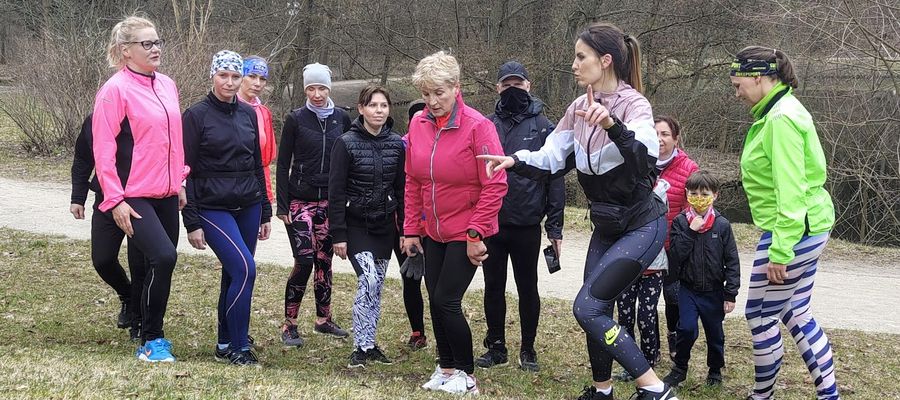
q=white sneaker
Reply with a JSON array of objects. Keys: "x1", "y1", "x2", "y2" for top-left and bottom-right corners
[
  {"x1": 421, "y1": 366, "x2": 450, "y2": 390},
  {"x1": 439, "y1": 370, "x2": 479, "y2": 395}
]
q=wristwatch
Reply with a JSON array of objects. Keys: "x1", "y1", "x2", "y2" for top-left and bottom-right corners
[{"x1": 466, "y1": 229, "x2": 482, "y2": 242}]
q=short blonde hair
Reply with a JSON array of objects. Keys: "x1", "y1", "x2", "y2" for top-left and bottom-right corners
[
  {"x1": 106, "y1": 16, "x2": 156, "y2": 68},
  {"x1": 411, "y1": 51, "x2": 460, "y2": 90}
]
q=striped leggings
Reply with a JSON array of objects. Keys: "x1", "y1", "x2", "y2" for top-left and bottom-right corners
[{"x1": 746, "y1": 232, "x2": 839, "y2": 400}]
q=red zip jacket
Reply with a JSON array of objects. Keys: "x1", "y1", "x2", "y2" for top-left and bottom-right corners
[
  {"x1": 239, "y1": 95, "x2": 277, "y2": 201},
  {"x1": 659, "y1": 149, "x2": 699, "y2": 248},
  {"x1": 92, "y1": 67, "x2": 186, "y2": 212},
  {"x1": 404, "y1": 92, "x2": 508, "y2": 242}
]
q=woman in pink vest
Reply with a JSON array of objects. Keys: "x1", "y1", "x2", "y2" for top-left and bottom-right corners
[
  {"x1": 237, "y1": 56, "x2": 276, "y2": 202},
  {"x1": 655, "y1": 115, "x2": 699, "y2": 361},
  {"x1": 92, "y1": 15, "x2": 186, "y2": 363}
]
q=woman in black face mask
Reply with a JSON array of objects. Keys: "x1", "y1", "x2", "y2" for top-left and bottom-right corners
[{"x1": 478, "y1": 61, "x2": 565, "y2": 373}]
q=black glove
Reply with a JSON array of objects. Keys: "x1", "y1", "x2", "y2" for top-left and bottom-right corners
[{"x1": 400, "y1": 249, "x2": 424, "y2": 281}]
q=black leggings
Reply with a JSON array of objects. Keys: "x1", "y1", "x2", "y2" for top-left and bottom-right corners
[
  {"x1": 573, "y1": 216, "x2": 666, "y2": 382},
  {"x1": 394, "y1": 232, "x2": 424, "y2": 333},
  {"x1": 122, "y1": 196, "x2": 179, "y2": 342},
  {"x1": 482, "y1": 224, "x2": 541, "y2": 352},
  {"x1": 424, "y1": 238, "x2": 478, "y2": 374},
  {"x1": 90, "y1": 197, "x2": 133, "y2": 302}
]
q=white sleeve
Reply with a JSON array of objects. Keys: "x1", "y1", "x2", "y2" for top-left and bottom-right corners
[{"x1": 513, "y1": 127, "x2": 574, "y2": 174}]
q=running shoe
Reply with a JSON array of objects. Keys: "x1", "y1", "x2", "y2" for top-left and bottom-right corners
[
  {"x1": 706, "y1": 370, "x2": 723, "y2": 387},
  {"x1": 116, "y1": 300, "x2": 131, "y2": 329},
  {"x1": 366, "y1": 346, "x2": 392, "y2": 365},
  {"x1": 475, "y1": 348, "x2": 508, "y2": 368},
  {"x1": 214, "y1": 345, "x2": 231, "y2": 362},
  {"x1": 282, "y1": 325, "x2": 304, "y2": 347},
  {"x1": 518, "y1": 349, "x2": 539, "y2": 372},
  {"x1": 407, "y1": 331, "x2": 428, "y2": 350},
  {"x1": 633, "y1": 384, "x2": 679, "y2": 400},
  {"x1": 421, "y1": 366, "x2": 451, "y2": 390},
  {"x1": 314, "y1": 319, "x2": 349, "y2": 338},
  {"x1": 576, "y1": 386, "x2": 613, "y2": 400},
  {"x1": 228, "y1": 349, "x2": 259, "y2": 366},
  {"x1": 136, "y1": 338, "x2": 175, "y2": 363},
  {"x1": 662, "y1": 365, "x2": 687, "y2": 387},
  {"x1": 438, "y1": 370, "x2": 479, "y2": 395},
  {"x1": 348, "y1": 348, "x2": 367, "y2": 368}
]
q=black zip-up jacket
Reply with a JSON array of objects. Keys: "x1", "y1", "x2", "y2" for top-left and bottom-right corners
[
  {"x1": 70, "y1": 113, "x2": 134, "y2": 206},
  {"x1": 276, "y1": 106, "x2": 352, "y2": 214},
  {"x1": 669, "y1": 209, "x2": 741, "y2": 302},
  {"x1": 488, "y1": 96, "x2": 564, "y2": 239},
  {"x1": 182, "y1": 92, "x2": 272, "y2": 233},
  {"x1": 328, "y1": 116, "x2": 406, "y2": 243}
]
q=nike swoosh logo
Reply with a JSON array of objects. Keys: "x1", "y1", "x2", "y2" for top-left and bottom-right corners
[{"x1": 604, "y1": 325, "x2": 620, "y2": 345}]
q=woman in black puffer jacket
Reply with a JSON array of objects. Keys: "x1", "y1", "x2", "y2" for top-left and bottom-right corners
[{"x1": 329, "y1": 85, "x2": 405, "y2": 368}]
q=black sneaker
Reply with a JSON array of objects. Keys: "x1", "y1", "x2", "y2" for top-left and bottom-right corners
[
  {"x1": 228, "y1": 349, "x2": 259, "y2": 366},
  {"x1": 129, "y1": 326, "x2": 142, "y2": 343},
  {"x1": 576, "y1": 385, "x2": 613, "y2": 400},
  {"x1": 519, "y1": 349, "x2": 539, "y2": 372},
  {"x1": 366, "y1": 346, "x2": 393, "y2": 365},
  {"x1": 348, "y1": 348, "x2": 367, "y2": 368},
  {"x1": 634, "y1": 383, "x2": 678, "y2": 400},
  {"x1": 314, "y1": 319, "x2": 349, "y2": 338},
  {"x1": 705, "y1": 370, "x2": 723, "y2": 387},
  {"x1": 662, "y1": 365, "x2": 687, "y2": 387},
  {"x1": 214, "y1": 346, "x2": 231, "y2": 362},
  {"x1": 282, "y1": 325, "x2": 304, "y2": 347},
  {"x1": 117, "y1": 300, "x2": 131, "y2": 329},
  {"x1": 407, "y1": 331, "x2": 428, "y2": 350},
  {"x1": 475, "y1": 347, "x2": 508, "y2": 368}
]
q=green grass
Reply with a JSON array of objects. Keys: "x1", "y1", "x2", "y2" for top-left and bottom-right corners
[{"x1": 0, "y1": 228, "x2": 897, "y2": 399}]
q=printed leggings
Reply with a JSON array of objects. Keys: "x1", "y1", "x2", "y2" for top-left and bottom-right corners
[
  {"x1": 616, "y1": 270, "x2": 664, "y2": 366},
  {"x1": 573, "y1": 215, "x2": 666, "y2": 382},
  {"x1": 122, "y1": 196, "x2": 179, "y2": 342},
  {"x1": 348, "y1": 227, "x2": 393, "y2": 350},
  {"x1": 746, "y1": 232, "x2": 839, "y2": 400},
  {"x1": 200, "y1": 204, "x2": 261, "y2": 352},
  {"x1": 284, "y1": 199, "x2": 333, "y2": 322}
]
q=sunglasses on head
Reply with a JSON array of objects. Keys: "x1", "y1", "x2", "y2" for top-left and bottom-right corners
[{"x1": 126, "y1": 39, "x2": 165, "y2": 50}]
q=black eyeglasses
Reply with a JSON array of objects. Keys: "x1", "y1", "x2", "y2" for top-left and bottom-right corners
[{"x1": 126, "y1": 39, "x2": 165, "y2": 50}]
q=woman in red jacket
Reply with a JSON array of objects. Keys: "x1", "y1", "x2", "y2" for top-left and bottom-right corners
[
  {"x1": 401, "y1": 51, "x2": 508, "y2": 396},
  {"x1": 237, "y1": 56, "x2": 276, "y2": 202},
  {"x1": 654, "y1": 115, "x2": 699, "y2": 360}
]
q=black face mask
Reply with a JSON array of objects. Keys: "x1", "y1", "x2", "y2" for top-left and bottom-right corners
[{"x1": 498, "y1": 86, "x2": 531, "y2": 115}]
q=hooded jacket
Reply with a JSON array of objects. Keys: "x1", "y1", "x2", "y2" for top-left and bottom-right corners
[
  {"x1": 488, "y1": 94, "x2": 564, "y2": 239},
  {"x1": 403, "y1": 92, "x2": 508, "y2": 242},
  {"x1": 276, "y1": 105, "x2": 351, "y2": 213},
  {"x1": 328, "y1": 116, "x2": 406, "y2": 243},
  {"x1": 669, "y1": 209, "x2": 741, "y2": 302},
  {"x1": 92, "y1": 67, "x2": 187, "y2": 212},
  {"x1": 181, "y1": 92, "x2": 272, "y2": 233}
]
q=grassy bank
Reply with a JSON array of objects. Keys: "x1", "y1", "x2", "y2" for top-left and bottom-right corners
[{"x1": 0, "y1": 228, "x2": 896, "y2": 399}]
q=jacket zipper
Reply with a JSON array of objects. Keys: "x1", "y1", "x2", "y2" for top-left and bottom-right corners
[
  {"x1": 319, "y1": 118, "x2": 327, "y2": 200},
  {"x1": 151, "y1": 77, "x2": 172, "y2": 196},
  {"x1": 429, "y1": 127, "x2": 446, "y2": 242}
]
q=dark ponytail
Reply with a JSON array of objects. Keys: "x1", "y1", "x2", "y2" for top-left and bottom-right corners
[
  {"x1": 735, "y1": 46, "x2": 799, "y2": 88},
  {"x1": 578, "y1": 23, "x2": 644, "y2": 93}
]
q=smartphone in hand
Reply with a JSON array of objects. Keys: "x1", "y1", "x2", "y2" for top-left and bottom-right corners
[{"x1": 544, "y1": 245, "x2": 561, "y2": 274}]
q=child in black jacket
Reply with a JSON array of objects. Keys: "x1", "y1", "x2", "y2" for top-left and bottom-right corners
[{"x1": 663, "y1": 171, "x2": 740, "y2": 388}]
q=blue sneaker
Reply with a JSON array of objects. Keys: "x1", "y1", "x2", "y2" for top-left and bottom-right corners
[{"x1": 137, "y1": 338, "x2": 176, "y2": 362}]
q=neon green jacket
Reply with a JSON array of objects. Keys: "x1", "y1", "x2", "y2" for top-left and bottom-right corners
[{"x1": 740, "y1": 82, "x2": 835, "y2": 264}]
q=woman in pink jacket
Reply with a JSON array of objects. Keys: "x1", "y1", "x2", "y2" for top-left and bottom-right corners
[
  {"x1": 92, "y1": 15, "x2": 185, "y2": 363},
  {"x1": 237, "y1": 56, "x2": 276, "y2": 202},
  {"x1": 654, "y1": 115, "x2": 699, "y2": 360},
  {"x1": 401, "y1": 51, "x2": 508, "y2": 396}
]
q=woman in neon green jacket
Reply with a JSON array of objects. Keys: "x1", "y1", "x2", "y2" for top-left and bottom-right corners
[{"x1": 730, "y1": 46, "x2": 839, "y2": 400}]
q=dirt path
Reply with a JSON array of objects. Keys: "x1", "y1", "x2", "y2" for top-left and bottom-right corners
[{"x1": 2, "y1": 177, "x2": 897, "y2": 333}]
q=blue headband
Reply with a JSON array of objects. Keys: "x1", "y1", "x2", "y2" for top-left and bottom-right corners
[{"x1": 243, "y1": 58, "x2": 269, "y2": 79}]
